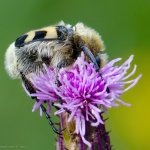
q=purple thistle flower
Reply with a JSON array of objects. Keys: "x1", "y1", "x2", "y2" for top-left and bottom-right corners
[
  {"x1": 27, "y1": 68, "x2": 59, "y2": 113},
  {"x1": 27, "y1": 52, "x2": 142, "y2": 147}
]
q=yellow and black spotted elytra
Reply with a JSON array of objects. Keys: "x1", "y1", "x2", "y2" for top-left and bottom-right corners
[{"x1": 15, "y1": 26, "x2": 70, "y2": 47}]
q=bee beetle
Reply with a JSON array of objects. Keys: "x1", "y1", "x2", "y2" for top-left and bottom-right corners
[
  {"x1": 5, "y1": 21, "x2": 108, "y2": 134},
  {"x1": 5, "y1": 21, "x2": 107, "y2": 79}
]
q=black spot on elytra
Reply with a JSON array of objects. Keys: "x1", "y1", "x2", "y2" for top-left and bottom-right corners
[
  {"x1": 56, "y1": 26, "x2": 68, "y2": 40},
  {"x1": 15, "y1": 34, "x2": 28, "y2": 47},
  {"x1": 33, "y1": 31, "x2": 47, "y2": 40}
]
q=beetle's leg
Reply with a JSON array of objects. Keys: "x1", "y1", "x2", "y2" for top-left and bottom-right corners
[{"x1": 20, "y1": 72, "x2": 62, "y2": 135}]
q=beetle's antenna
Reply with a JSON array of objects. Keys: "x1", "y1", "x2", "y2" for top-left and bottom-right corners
[{"x1": 79, "y1": 45, "x2": 110, "y2": 93}]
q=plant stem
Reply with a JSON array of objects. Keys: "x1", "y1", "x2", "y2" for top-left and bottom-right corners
[{"x1": 56, "y1": 113, "x2": 111, "y2": 150}]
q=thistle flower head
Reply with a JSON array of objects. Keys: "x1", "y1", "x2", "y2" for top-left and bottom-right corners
[
  {"x1": 28, "y1": 68, "x2": 59, "y2": 113},
  {"x1": 25, "y1": 52, "x2": 142, "y2": 147}
]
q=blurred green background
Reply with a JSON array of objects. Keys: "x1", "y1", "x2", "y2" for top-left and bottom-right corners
[{"x1": 0, "y1": 0, "x2": 149, "y2": 149}]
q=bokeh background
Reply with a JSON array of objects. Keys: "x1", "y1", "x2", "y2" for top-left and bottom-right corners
[{"x1": 0, "y1": 0, "x2": 149, "y2": 150}]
